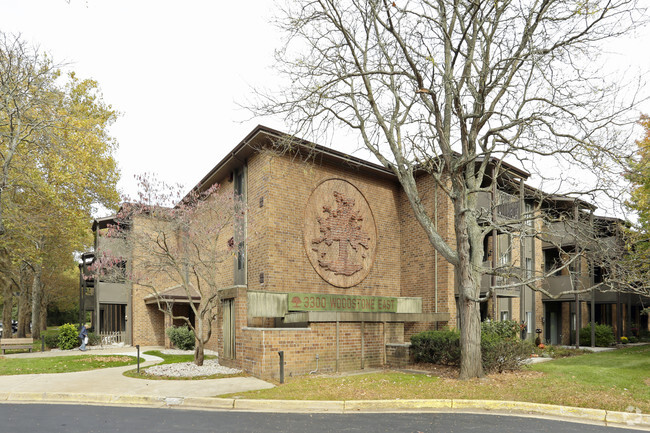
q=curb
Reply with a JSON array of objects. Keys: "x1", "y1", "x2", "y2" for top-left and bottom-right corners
[{"x1": 1, "y1": 393, "x2": 648, "y2": 429}]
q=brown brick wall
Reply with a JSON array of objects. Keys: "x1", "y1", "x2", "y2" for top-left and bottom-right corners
[
  {"x1": 400, "y1": 174, "x2": 456, "y2": 339},
  {"x1": 245, "y1": 152, "x2": 402, "y2": 298},
  {"x1": 385, "y1": 343, "x2": 411, "y2": 368},
  {"x1": 222, "y1": 321, "x2": 387, "y2": 379}
]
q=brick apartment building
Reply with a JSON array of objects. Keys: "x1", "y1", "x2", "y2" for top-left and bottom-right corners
[{"x1": 80, "y1": 125, "x2": 649, "y2": 379}]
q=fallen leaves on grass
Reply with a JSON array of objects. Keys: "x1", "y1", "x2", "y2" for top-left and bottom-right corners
[{"x1": 72, "y1": 356, "x2": 133, "y2": 363}]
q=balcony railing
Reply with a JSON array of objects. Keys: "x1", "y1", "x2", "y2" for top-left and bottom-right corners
[
  {"x1": 541, "y1": 274, "x2": 591, "y2": 300},
  {"x1": 476, "y1": 191, "x2": 521, "y2": 221}
]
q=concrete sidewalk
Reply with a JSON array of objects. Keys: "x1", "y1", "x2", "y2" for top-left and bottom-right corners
[
  {"x1": 0, "y1": 346, "x2": 648, "y2": 430},
  {"x1": 0, "y1": 346, "x2": 274, "y2": 398}
]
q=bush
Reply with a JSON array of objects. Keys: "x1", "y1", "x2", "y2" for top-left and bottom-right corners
[
  {"x1": 640, "y1": 330, "x2": 650, "y2": 342},
  {"x1": 43, "y1": 331, "x2": 59, "y2": 349},
  {"x1": 579, "y1": 324, "x2": 615, "y2": 347},
  {"x1": 544, "y1": 345, "x2": 590, "y2": 358},
  {"x1": 165, "y1": 325, "x2": 195, "y2": 350},
  {"x1": 481, "y1": 320, "x2": 532, "y2": 373},
  {"x1": 410, "y1": 320, "x2": 533, "y2": 373},
  {"x1": 87, "y1": 332, "x2": 101, "y2": 346},
  {"x1": 482, "y1": 319, "x2": 519, "y2": 340},
  {"x1": 58, "y1": 323, "x2": 80, "y2": 350},
  {"x1": 410, "y1": 329, "x2": 460, "y2": 365},
  {"x1": 628, "y1": 336, "x2": 638, "y2": 343}
]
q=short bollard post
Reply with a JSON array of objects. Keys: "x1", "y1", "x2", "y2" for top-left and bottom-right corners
[
  {"x1": 278, "y1": 351, "x2": 284, "y2": 384},
  {"x1": 137, "y1": 344, "x2": 140, "y2": 374},
  {"x1": 41, "y1": 335, "x2": 45, "y2": 352}
]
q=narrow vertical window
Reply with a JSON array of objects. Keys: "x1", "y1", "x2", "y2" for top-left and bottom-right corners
[{"x1": 233, "y1": 168, "x2": 247, "y2": 285}]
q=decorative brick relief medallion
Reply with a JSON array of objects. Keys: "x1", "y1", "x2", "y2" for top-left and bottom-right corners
[{"x1": 304, "y1": 179, "x2": 377, "y2": 287}]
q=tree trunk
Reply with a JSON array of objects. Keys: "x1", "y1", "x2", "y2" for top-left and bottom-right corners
[
  {"x1": 458, "y1": 290, "x2": 484, "y2": 379},
  {"x1": 31, "y1": 263, "x2": 43, "y2": 339},
  {"x1": 454, "y1": 192, "x2": 485, "y2": 380},
  {"x1": 40, "y1": 293, "x2": 47, "y2": 332},
  {"x1": 194, "y1": 316, "x2": 205, "y2": 366},
  {"x1": 1, "y1": 284, "x2": 12, "y2": 339},
  {"x1": 194, "y1": 339, "x2": 205, "y2": 366},
  {"x1": 17, "y1": 286, "x2": 30, "y2": 337},
  {"x1": 0, "y1": 247, "x2": 13, "y2": 338}
]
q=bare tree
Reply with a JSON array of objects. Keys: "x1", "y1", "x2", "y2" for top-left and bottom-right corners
[
  {"x1": 254, "y1": 0, "x2": 645, "y2": 378},
  {"x1": 96, "y1": 175, "x2": 243, "y2": 366}
]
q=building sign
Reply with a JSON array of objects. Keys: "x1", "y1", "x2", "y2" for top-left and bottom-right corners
[{"x1": 288, "y1": 292, "x2": 397, "y2": 313}]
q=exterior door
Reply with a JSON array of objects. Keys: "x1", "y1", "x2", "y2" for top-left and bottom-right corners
[
  {"x1": 550, "y1": 312, "x2": 558, "y2": 345},
  {"x1": 222, "y1": 299, "x2": 235, "y2": 359}
]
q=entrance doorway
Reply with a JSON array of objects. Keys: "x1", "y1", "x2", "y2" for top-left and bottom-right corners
[{"x1": 545, "y1": 302, "x2": 561, "y2": 345}]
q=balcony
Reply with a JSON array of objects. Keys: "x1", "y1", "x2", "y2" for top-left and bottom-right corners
[
  {"x1": 541, "y1": 274, "x2": 591, "y2": 300},
  {"x1": 478, "y1": 263, "x2": 522, "y2": 297},
  {"x1": 476, "y1": 191, "x2": 521, "y2": 222}
]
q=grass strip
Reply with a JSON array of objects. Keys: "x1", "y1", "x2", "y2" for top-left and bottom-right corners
[
  {"x1": 219, "y1": 346, "x2": 650, "y2": 413},
  {"x1": 0, "y1": 355, "x2": 137, "y2": 375}
]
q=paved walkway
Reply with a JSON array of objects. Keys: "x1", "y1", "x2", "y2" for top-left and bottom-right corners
[
  {"x1": 0, "y1": 345, "x2": 648, "y2": 430},
  {"x1": 0, "y1": 346, "x2": 274, "y2": 398}
]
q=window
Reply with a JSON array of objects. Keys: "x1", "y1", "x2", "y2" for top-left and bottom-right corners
[
  {"x1": 526, "y1": 311, "x2": 533, "y2": 334},
  {"x1": 525, "y1": 202, "x2": 535, "y2": 227},
  {"x1": 525, "y1": 257, "x2": 533, "y2": 279},
  {"x1": 500, "y1": 310, "x2": 509, "y2": 321},
  {"x1": 233, "y1": 168, "x2": 246, "y2": 285},
  {"x1": 498, "y1": 233, "x2": 511, "y2": 266}
]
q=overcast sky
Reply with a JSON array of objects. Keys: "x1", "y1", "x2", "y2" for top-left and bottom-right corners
[
  {"x1": 2, "y1": 1, "x2": 649, "y2": 210},
  {"x1": 1, "y1": 0, "x2": 287, "y2": 201}
]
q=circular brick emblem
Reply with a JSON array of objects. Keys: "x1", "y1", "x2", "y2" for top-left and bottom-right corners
[{"x1": 304, "y1": 178, "x2": 377, "y2": 287}]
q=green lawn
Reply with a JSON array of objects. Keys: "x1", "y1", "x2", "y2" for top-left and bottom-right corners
[
  {"x1": 219, "y1": 345, "x2": 650, "y2": 413},
  {"x1": 0, "y1": 354, "x2": 138, "y2": 375}
]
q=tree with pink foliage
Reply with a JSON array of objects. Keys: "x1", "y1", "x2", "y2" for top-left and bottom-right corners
[{"x1": 94, "y1": 174, "x2": 244, "y2": 366}]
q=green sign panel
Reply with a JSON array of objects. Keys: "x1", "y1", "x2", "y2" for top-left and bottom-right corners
[{"x1": 288, "y1": 293, "x2": 398, "y2": 313}]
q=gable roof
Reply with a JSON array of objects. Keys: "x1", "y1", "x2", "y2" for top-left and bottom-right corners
[{"x1": 143, "y1": 284, "x2": 201, "y2": 305}]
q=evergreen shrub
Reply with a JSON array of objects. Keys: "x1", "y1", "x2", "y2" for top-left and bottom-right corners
[
  {"x1": 165, "y1": 325, "x2": 195, "y2": 350},
  {"x1": 481, "y1": 320, "x2": 533, "y2": 373},
  {"x1": 410, "y1": 320, "x2": 533, "y2": 373},
  {"x1": 410, "y1": 329, "x2": 460, "y2": 365},
  {"x1": 58, "y1": 323, "x2": 80, "y2": 350},
  {"x1": 578, "y1": 324, "x2": 615, "y2": 347}
]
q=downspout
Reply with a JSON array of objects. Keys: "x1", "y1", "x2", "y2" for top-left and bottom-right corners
[
  {"x1": 336, "y1": 312, "x2": 340, "y2": 372},
  {"x1": 309, "y1": 354, "x2": 319, "y2": 374},
  {"x1": 491, "y1": 166, "x2": 498, "y2": 320},
  {"x1": 574, "y1": 203, "x2": 581, "y2": 349},
  {"x1": 434, "y1": 182, "x2": 439, "y2": 314},
  {"x1": 519, "y1": 178, "x2": 525, "y2": 333},
  {"x1": 590, "y1": 211, "x2": 595, "y2": 348}
]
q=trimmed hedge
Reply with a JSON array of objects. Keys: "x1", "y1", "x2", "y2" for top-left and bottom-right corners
[
  {"x1": 411, "y1": 320, "x2": 533, "y2": 373},
  {"x1": 410, "y1": 329, "x2": 460, "y2": 366},
  {"x1": 579, "y1": 324, "x2": 615, "y2": 347}
]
